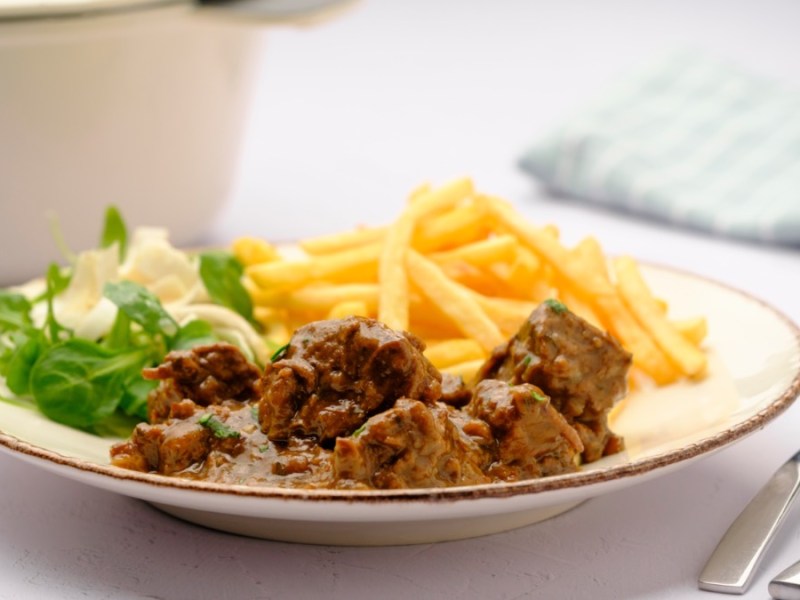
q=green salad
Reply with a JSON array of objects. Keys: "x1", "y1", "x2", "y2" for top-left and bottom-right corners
[{"x1": 0, "y1": 208, "x2": 267, "y2": 434}]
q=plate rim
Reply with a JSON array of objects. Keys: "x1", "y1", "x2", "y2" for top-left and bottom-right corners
[{"x1": 1, "y1": 262, "x2": 799, "y2": 505}]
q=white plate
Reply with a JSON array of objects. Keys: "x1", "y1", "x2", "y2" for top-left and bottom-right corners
[{"x1": 1, "y1": 264, "x2": 799, "y2": 546}]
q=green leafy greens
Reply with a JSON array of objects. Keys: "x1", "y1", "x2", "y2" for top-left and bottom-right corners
[
  {"x1": 0, "y1": 208, "x2": 226, "y2": 434},
  {"x1": 99, "y1": 206, "x2": 128, "y2": 261},
  {"x1": 199, "y1": 251, "x2": 255, "y2": 325}
]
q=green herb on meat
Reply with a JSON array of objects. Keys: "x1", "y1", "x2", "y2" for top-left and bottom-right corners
[
  {"x1": 270, "y1": 342, "x2": 290, "y2": 363},
  {"x1": 198, "y1": 413, "x2": 241, "y2": 439},
  {"x1": 530, "y1": 389, "x2": 548, "y2": 403},
  {"x1": 543, "y1": 298, "x2": 568, "y2": 314}
]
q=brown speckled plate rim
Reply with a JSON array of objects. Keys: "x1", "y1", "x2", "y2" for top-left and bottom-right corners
[{"x1": 1, "y1": 263, "x2": 799, "y2": 505}]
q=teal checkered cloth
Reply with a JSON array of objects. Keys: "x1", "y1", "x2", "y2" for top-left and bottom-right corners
[{"x1": 519, "y1": 51, "x2": 800, "y2": 245}]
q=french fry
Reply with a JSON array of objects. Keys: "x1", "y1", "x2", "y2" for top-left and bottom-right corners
[
  {"x1": 558, "y1": 288, "x2": 603, "y2": 329},
  {"x1": 429, "y1": 234, "x2": 518, "y2": 267},
  {"x1": 486, "y1": 198, "x2": 614, "y2": 298},
  {"x1": 470, "y1": 293, "x2": 538, "y2": 338},
  {"x1": 442, "y1": 358, "x2": 485, "y2": 382},
  {"x1": 253, "y1": 306, "x2": 291, "y2": 344},
  {"x1": 408, "y1": 288, "x2": 466, "y2": 340},
  {"x1": 328, "y1": 300, "x2": 370, "y2": 319},
  {"x1": 236, "y1": 178, "x2": 708, "y2": 392},
  {"x1": 232, "y1": 236, "x2": 281, "y2": 267},
  {"x1": 613, "y1": 256, "x2": 707, "y2": 378},
  {"x1": 570, "y1": 236, "x2": 610, "y2": 281},
  {"x1": 286, "y1": 284, "x2": 379, "y2": 313},
  {"x1": 491, "y1": 246, "x2": 544, "y2": 300},
  {"x1": 407, "y1": 249, "x2": 504, "y2": 352},
  {"x1": 438, "y1": 261, "x2": 512, "y2": 297},
  {"x1": 412, "y1": 200, "x2": 490, "y2": 252},
  {"x1": 424, "y1": 338, "x2": 486, "y2": 369},
  {"x1": 247, "y1": 241, "x2": 382, "y2": 290},
  {"x1": 378, "y1": 178, "x2": 474, "y2": 330},
  {"x1": 672, "y1": 316, "x2": 708, "y2": 346},
  {"x1": 594, "y1": 293, "x2": 680, "y2": 384},
  {"x1": 299, "y1": 225, "x2": 387, "y2": 256}
]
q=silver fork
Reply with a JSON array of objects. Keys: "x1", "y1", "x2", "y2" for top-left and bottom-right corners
[{"x1": 698, "y1": 450, "x2": 800, "y2": 594}]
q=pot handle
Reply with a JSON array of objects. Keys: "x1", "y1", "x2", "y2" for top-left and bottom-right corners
[{"x1": 198, "y1": 0, "x2": 356, "y2": 23}]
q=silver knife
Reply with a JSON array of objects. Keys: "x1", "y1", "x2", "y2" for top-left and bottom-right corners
[{"x1": 698, "y1": 450, "x2": 800, "y2": 594}]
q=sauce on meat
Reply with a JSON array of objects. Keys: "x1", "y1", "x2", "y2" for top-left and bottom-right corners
[{"x1": 110, "y1": 304, "x2": 632, "y2": 489}]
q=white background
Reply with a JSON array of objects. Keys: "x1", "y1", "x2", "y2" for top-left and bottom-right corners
[{"x1": 3, "y1": 1, "x2": 800, "y2": 598}]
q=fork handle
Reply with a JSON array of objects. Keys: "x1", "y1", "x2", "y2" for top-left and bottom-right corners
[
  {"x1": 698, "y1": 450, "x2": 800, "y2": 594},
  {"x1": 770, "y1": 560, "x2": 800, "y2": 600}
]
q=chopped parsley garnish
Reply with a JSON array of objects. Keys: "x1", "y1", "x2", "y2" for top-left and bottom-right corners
[
  {"x1": 270, "y1": 342, "x2": 290, "y2": 363},
  {"x1": 544, "y1": 298, "x2": 568, "y2": 314},
  {"x1": 521, "y1": 354, "x2": 533, "y2": 368},
  {"x1": 198, "y1": 413, "x2": 240, "y2": 439},
  {"x1": 352, "y1": 423, "x2": 367, "y2": 438},
  {"x1": 531, "y1": 389, "x2": 548, "y2": 403}
]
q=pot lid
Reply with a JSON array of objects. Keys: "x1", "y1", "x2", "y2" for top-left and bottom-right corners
[
  {"x1": 0, "y1": 0, "x2": 354, "y2": 22},
  {"x1": 0, "y1": 0, "x2": 186, "y2": 21}
]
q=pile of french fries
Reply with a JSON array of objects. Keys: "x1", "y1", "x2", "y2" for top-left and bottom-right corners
[{"x1": 234, "y1": 178, "x2": 707, "y2": 387}]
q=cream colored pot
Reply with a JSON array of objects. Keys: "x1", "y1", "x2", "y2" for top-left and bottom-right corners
[{"x1": 0, "y1": 0, "x2": 349, "y2": 283}]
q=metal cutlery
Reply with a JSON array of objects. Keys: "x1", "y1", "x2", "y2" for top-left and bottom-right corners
[
  {"x1": 770, "y1": 559, "x2": 800, "y2": 599},
  {"x1": 698, "y1": 450, "x2": 800, "y2": 594}
]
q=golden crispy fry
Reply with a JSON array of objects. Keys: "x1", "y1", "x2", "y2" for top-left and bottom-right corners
[
  {"x1": 490, "y1": 246, "x2": 544, "y2": 300},
  {"x1": 470, "y1": 293, "x2": 538, "y2": 338},
  {"x1": 299, "y1": 225, "x2": 387, "y2": 256},
  {"x1": 486, "y1": 198, "x2": 614, "y2": 298},
  {"x1": 247, "y1": 242, "x2": 381, "y2": 290},
  {"x1": 407, "y1": 249, "x2": 504, "y2": 351},
  {"x1": 253, "y1": 306, "x2": 291, "y2": 344},
  {"x1": 236, "y1": 178, "x2": 708, "y2": 390},
  {"x1": 558, "y1": 288, "x2": 603, "y2": 329},
  {"x1": 442, "y1": 358, "x2": 485, "y2": 382},
  {"x1": 424, "y1": 338, "x2": 486, "y2": 369},
  {"x1": 328, "y1": 300, "x2": 370, "y2": 319},
  {"x1": 412, "y1": 200, "x2": 490, "y2": 252},
  {"x1": 288, "y1": 284, "x2": 379, "y2": 313},
  {"x1": 437, "y1": 261, "x2": 512, "y2": 298},
  {"x1": 378, "y1": 178, "x2": 474, "y2": 330},
  {"x1": 232, "y1": 237, "x2": 281, "y2": 267},
  {"x1": 672, "y1": 316, "x2": 708, "y2": 346},
  {"x1": 571, "y1": 236, "x2": 610, "y2": 281},
  {"x1": 594, "y1": 293, "x2": 680, "y2": 384},
  {"x1": 429, "y1": 234, "x2": 518, "y2": 267},
  {"x1": 407, "y1": 288, "x2": 465, "y2": 340},
  {"x1": 613, "y1": 256, "x2": 707, "y2": 378}
]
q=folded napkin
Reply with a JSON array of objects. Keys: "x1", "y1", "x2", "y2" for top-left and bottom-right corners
[{"x1": 519, "y1": 51, "x2": 800, "y2": 246}]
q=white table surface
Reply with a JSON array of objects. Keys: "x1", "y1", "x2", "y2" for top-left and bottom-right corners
[{"x1": 2, "y1": 1, "x2": 800, "y2": 599}]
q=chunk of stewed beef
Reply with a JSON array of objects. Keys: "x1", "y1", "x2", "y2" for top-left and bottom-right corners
[
  {"x1": 476, "y1": 301, "x2": 631, "y2": 461},
  {"x1": 439, "y1": 373, "x2": 472, "y2": 407},
  {"x1": 260, "y1": 317, "x2": 442, "y2": 443},
  {"x1": 110, "y1": 400, "x2": 246, "y2": 475},
  {"x1": 467, "y1": 379, "x2": 583, "y2": 480},
  {"x1": 144, "y1": 343, "x2": 261, "y2": 424},
  {"x1": 332, "y1": 398, "x2": 490, "y2": 489}
]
